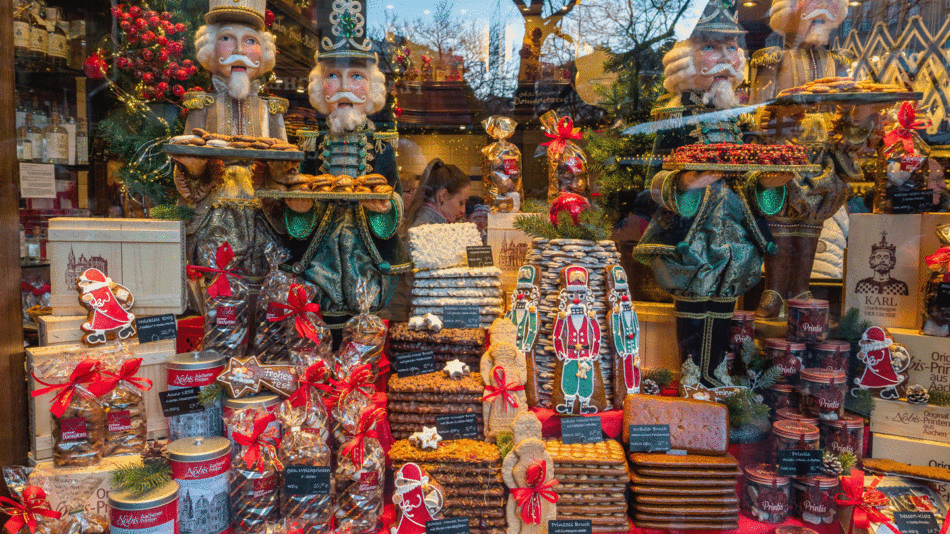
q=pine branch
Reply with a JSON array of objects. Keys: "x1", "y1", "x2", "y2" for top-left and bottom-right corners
[
  {"x1": 847, "y1": 389, "x2": 877, "y2": 416},
  {"x1": 513, "y1": 214, "x2": 559, "y2": 239},
  {"x1": 929, "y1": 389, "x2": 950, "y2": 407},
  {"x1": 643, "y1": 368, "x2": 674, "y2": 388},
  {"x1": 496, "y1": 431, "x2": 513, "y2": 460},
  {"x1": 111, "y1": 463, "x2": 172, "y2": 496},
  {"x1": 719, "y1": 389, "x2": 769, "y2": 427},
  {"x1": 755, "y1": 366, "x2": 782, "y2": 392},
  {"x1": 521, "y1": 199, "x2": 550, "y2": 214},
  {"x1": 838, "y1": 451, "x2": 858, "y2": 471},
  {"x1": 199, "y1": 383, "x2": 226, "y2": 407}
]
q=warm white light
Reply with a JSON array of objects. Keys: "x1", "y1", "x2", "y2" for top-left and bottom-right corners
[
  {"x1": 848, "y1": 1, "x2": 860, "y2": 5},
  {"x1": 742, "y1": 0, "x2": 757, "y2": 6},
  {"x1": 424, "y1": 9, "x2": 430, "y2": 14},
  {"x1": 386, "y1": 4, "x2": 394, "y2": 8}
]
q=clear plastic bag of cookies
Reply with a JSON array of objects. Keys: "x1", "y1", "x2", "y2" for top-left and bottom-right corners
[
  {"x1": 193, "y1": 242, "x2": 252, "y2": 358},
  {"x1": 539, "y1": 110, "x2": 589, "y2": 202},
  {"x1": 481, "y1": 116, "x2": 523, "y2": 212},
  {"x1": 924, "y1": 224, "x2": 950, "y2": 336},
  {"x1": 3, "y1": 465, "x2": 110, "y2": 534},
  {"x1": 87, "y1": 345, "x2": 151, "y2": 457},
  {"x1": 2, "y1": 467, "x2": 64, "y2": 534},
  {"x1": 338, "y1": 281, "x2": 386, "y2": 375},
  {"x1": 327, "y1": 363, "x2": 377, "y2": 448},
  {"x1": 873, "y1": 102, "x2": 947, "y2": 214},
  {"x1": 253, "y1": 243, "x2": 294, "y2": 362},
  {"x1": 334, "y1": 406, "x2": 385, "y2": 534},
  {"x1": 228, "y1": 408, "x2": 283, "y2": 534},
  {"x1": 31, "y1": 355, "x2": 106, "y2": 468}
]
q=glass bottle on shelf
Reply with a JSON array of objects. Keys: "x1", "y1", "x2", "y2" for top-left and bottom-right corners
[
  {"x1": 28, "y1": 0, "x2": 48, "y2": 67},
  {"x1": 32, "y1": 98, "x2": 48, "y2": 129},
  {"x1": 17, "y1": 118, "x2": 34, "y2": 162},
  {"x1": 76, "y1": 119, "x2": 89, "y2": 165},
  {"x1": 14, "y1": 0, "x2": 32, "y2": 64},
  {"x1": 43, "y1": 109, "x2": 68, "y2": 164},
  {"x1": 15, "y1": 94, "x2": 29, "y2": 129},
  {"x1": 24, "y1": 113, "x2": 43, "y2": 162},
  {"x1": 46, "y1": 7, "x2": 68, "y2": 69}
]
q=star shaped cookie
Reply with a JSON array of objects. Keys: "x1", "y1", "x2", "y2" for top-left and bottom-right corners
[
  {"x1": 442, "y1": 359, "x2": 471, "y2": 380},
  {"x1": 409, "y1": 426, "x2": 443, "y2": 450}
]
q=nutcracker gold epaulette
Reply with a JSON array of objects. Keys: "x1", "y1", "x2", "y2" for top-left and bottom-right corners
[
  {"x1": 751, "y1": 47, "x2": 782, "y2": 68},
  {"x1": 265, "y1": 96, "x2": 289, "y2": 115},
  {"x1": 182, "y1": 91, "x2": 214, "y2": 110},
  {"x1": 832, "y1": 49, "x2": 857, "y2": 65}
]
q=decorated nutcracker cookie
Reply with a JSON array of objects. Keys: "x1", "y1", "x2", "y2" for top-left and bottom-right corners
[
  {"x1": 77, "y1": 268, "x2": 136, "y2": 345},
  {"x1": 552, "y1": 266, "x2": 606, "y2": 414},
  {"x1": 506, "y1": 266, "x2": 542, "y2": 405},
  {"x1": 481, "y1": 341, "x2": 528, "y2": 442},
  {"x1": 391, "y1": 463, "x2": 445, "y2": 534},
  {"x1": 852, "y1": 326, "x2": 910, "y2": 400},
  {"x1": 606, "y1": 264, "x2": 640, "y2": 403},
  {"x1": 217, "y1": 356, "x2": 297, "y2": 398},
  {"x1": 502, "y1": 412, "x2": 558, "y2": 534}
]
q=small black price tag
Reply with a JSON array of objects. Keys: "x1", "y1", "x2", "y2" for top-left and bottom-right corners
[
  {"x1": 283, "y1": 465, "x2": 331, "y2": 496},
  {"x1": 466, "y1": 246, "x2": 494, "y2": 268},
  {"x1": 135, "y1": 314, "x2": 177, "y2": 343},
  {"x1": 436, "y1": 413, "x2": 480, "y2": 440},
  {"x1": 560, "y1": 416, "x2": 602, "y2": 444},
  {"x1": 894, "y1": 512, "x2": 940, "y2": 534},
  {"x1": 628, "y1": 424, "x2": 671, "y2": 452},
  {"x1": 392, "y1": 350, "x2": 437, "y2": 377},
  {"x1": 158, "y1": 387, "x2": 203, "y2": 418},
  {"x1": 777, "y1": 449, "x2": 824, "y2": 476},
  {"x1": 442, "y1": 306, "x2": 480, "y2": 329},
  {"x1": 549, "y1": 520, "x2": 592, "y2": 534},
  {"x1": 426, "y1": 516, "x2": 469, "y2": 534},
  {"x1": 892, "y1": 189, "x2": 934, "y2": 214}
]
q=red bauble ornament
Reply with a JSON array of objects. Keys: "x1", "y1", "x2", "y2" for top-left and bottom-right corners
[
  {"x1": 83, "y1": 53, "x2": 107, "y2": 79},
  {"x1": 189, "y1": 86, "x2": 202, "y2": 92},
  {"x1": 148, "y1": 16, "x2": 161, "y2": 27},
  {"x1": 172, "y1": 85, "x2": 185, "y2": 97},
  {"x1": 141, "y1": 48, "x2": 154, "y2": 61},
  {"x1": 161, "y1": 12, "x2": 172, "y2": 21},
  {"x1": 175, "y1": 23, "x2": 186, "y2": 33},
  {"x1": 116, "y1": 56, "x2": 132, "y2": 70},
  {"x1": 145, "y1": 10, "x2": 158, "y2": 20},
  {"x1": 264, "y1": 9, "x2": 275, "y2": 26},
  {"x1": 120, "y1": 20, "x2": 131, "y2": 32},
  {"x1": 394, "y1": 106, "x2": 403, "y2": 117},
  {"x1": 175, "y1": 69, "x2": 189, "y2": 81},
  {"x1": 167, "y1": 42, "x2": 182, "y2": 54},
  {"x1": 156, "y1": 35, "x2": 167, "y2": 46},
  {"x1": 157, "y1": 49, "x2": 169, "y2": 63},
  {"x1": 134, "y1": 17, "x2": 147, "y2": 29},
  {"x1": 548, "y1": 192, "x2": 590, "y2": 226},
  {"x1": 186, "y1": 66, "x2": 197, "y2": 76},
  {"x1": 141, "y1": 72, "x2": 154, "y2": 84},
  {"x1": 141, "y1": 31, "x2": 155, "y2": 43},
  {"x1": 164, "y1": 22, "x2": 176, "y2": 35},
  {"x1": 156, "y1": 82, "x2": 169, "y2": 94},
  {"x1": 128, "y1": 6, "x2": 142, "y2": 18},
  {"x1": 182, "y1": 59, "x2": 193, "y2": 68}
]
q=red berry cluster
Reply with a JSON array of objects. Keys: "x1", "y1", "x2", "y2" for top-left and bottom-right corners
[
  {"x1": 669, "y1": 143, "x2": 809, "y2": 166},
  {"x1": 106, "y1": 4, "x2": 199, "y2": 100}
]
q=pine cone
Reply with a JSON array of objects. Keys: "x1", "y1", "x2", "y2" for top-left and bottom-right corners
[
  {"x1": 642, "y1": 379, "x2": 660, "y2": 395},
  {"x1": 906, "y1": 384, "x2": 930, "y2": 405},
  {"x1": 141, "y1": 440, "x2": 168, "y2": 467},
  {"x1": 823, "y1": 451, "x2": 842, "y2": 476}
]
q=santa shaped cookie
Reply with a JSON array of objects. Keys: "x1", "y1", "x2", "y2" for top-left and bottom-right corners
[
  {"x1": 481, "y1": 341, "x2": 528, "y2": 442},
  {"x1": 392, "y1": 462, "x2": 445, "y2": 534},
  {"x1": 506, "y1": 265, "x2": 542, "y2": 406},
  {"x1": 852, "y1": 326, "x2": 910, "y2": 400},
  {"x1": 606, "y1": 264, "x2": 640, "y2": 405},
  {"x1": 552, "y1": 266, "x2": 606, "y2": 414},
  {"x1": 502, "y1": 412, "x2": 557, "y2": 534},
  {"x1": 77, "y1": 268, "x2": 136, "y2": 345}
]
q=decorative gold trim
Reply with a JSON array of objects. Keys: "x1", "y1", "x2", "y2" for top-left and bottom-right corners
[
  {"x1": 183, "y1": 92, "x2": 215, "y2": 110},
  {"x1": 267, "y1": 97, "x2": 289, "y2": 115},
  {"x1": 751, "y1": 47, "x2": 782, "y2": 68}
]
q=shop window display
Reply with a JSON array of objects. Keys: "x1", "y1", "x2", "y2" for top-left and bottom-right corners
[{"x1": 12, "y1": 0, "x2": 950, "y2": 533}]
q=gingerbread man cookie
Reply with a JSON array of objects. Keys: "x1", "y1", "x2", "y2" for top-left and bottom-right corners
[
  {"x1": 481, "y1": 341, "x2": 527, "y2": 442},
  {"x1": 503, "y1": 412, "x2": 557, "y2": 534}
]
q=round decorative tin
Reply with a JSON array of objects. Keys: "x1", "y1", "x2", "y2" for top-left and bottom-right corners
[
  {"x1": 109, "y1": 480, "x2": 180, "y2": 534},
  {"x1": 765, "y1": 338, "x2": 807, "y2": 385},
  {"x1": 800, "y1": 368, "x2": 847, "y2": 421},
  {"x1": 167, "y1": 436, "x2": 231, "y2": 534},
  {"x1": 810, "y1": 340, "x2": 850, "y2": 373},
  {"x1": 787, "y1": 299, "x2": 829, "y2": 343},
  {"x1": 742, "y1": 464, "x2": 790, "y2": 523},
  {"x1": 820, "y1": 412, "x2": 865, "y2": 460},
  {"x1": 166, "y1": 351, "x2": 226, "y2": 440}
]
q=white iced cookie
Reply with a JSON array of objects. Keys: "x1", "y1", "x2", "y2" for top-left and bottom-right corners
[
  {"x1": 408, "y1": 316, "x2": 426, "y2": 331},
  {"x1": 423, "y1": 313, "x2": 443, "y2": 332}
]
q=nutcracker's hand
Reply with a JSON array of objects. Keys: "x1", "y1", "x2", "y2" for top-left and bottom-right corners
[
  {"x1": 360, "y1": 199, "x2": 392, "y2": 213},
  {"x1": 677, "y1": 171, "x2": 723, "y2": 191},
  {"x1": 757, "y1": 171, "x2": 795, "y2": 188},
  {"x1": 267, "y1": 160, "x2": 300, "y2": 184},
  {"x1": 171, "y1": 155, "x2": 207, "y2": 179}
]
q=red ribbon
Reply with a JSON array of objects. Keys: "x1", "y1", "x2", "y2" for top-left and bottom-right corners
[
  {"x1": 31, "y1": 359, "x2": 102, "y2": 418},
  {"x1": 86, "y1": 358, "x2": 154, "y2": 398},
  {"x1": 232, "y1": 412, "x2": 282, "y2": 473},
  {"x1": 541, "y1": 116, "x2": 583, "y2": 156},
  {"x1": 20, "y1": 282, "x2": 50, "y2": 296},
  {"x1": 0, "y1": 487, "x2": 62, "y2": 534},
  {"x1": 326, "y1": 364, "x2": 376, "y2": 410},
  {"x1": 267, "y1": 284, "x2": 323, "y2": 344},
  {"x1": 340, "y1": 407, "x2": 383, "y2": 467},
  {"x1": 287, "y1": 361, "x2": 330, "y2": 408},
  {"x1": 884, "y1": 101, "x2": 930, "y2": 155},
  {"x1": 834, "y1": 469, "x2": 897, "y2": 534},
  {"x1": 482, "y1": 366, "x2": 525, "y2": 410},
  {"x1": 185, "y1": 242, "x2": 242, "y2": 298},
  {"x1": 927, "y1": 246, "x2": 950, "y2": 282},
  {"x1": 509, "y1": 460, "x2": 559, "y2": 525}
]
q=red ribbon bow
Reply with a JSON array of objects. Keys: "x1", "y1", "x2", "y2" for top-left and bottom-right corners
[
  {"x1": 340, "y1": 407, "x2": 382, "y2": 467},
  {"x1": 509, "y1": 460, "x2": 559, "y2": 525},
  {"x1": 834, "y1": 469, "x2": 897, "y2": 534},
  {"x1": 232, "y1": 412, "x2": 282, "y2": 473},
  {"x1": 482, "y1": 366, "x2": 525, "y2": 410},
  {"x1": 287, "y1": 361, "x2": 331, "y2": 408},
  {"x1": 87, "y1": 358, "x2": 154, "y2": 398},
  {"x1": 927, "y1": 246, "x2": 950, "y2": 282},
  {"x1": 0, "y1": 487, "x2": 62, "y2": 534},
  {"x1": 884, "y1": 101, "x2": 931, "y2": 155},
  {"x1": 185, "y1": 242, "x2": 243, "y2": 298},
  {"x1": 31, "y1": 359, "x2": 102, "y2": 418},
  {"x1": 326, "y1": 364, "x2": 376, "y2": 410},
  {"x1": 541, "y1": 117, "x2": 583, "y2": 156},
  {"x1": 20, "y1": 282, "x2": 50, "y2": 296},
  {"x1": 268, "y1": 284, "x2": 323, "y2": 344}
]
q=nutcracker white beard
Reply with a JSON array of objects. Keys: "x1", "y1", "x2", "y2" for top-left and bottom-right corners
[
  {"x1": 704, "y1": 78, "x2": 740, "y2": 110},
  {"x1": 327, "y1": 106, "x2": 366, "y2": 134},
  {"x1": 227, "y1": 70, "x2": 252, "y2": 100}
]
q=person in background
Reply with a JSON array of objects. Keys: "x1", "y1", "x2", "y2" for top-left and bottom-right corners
[{"x1": 466, "y1": 196, "x2": 491, "y2": 244}]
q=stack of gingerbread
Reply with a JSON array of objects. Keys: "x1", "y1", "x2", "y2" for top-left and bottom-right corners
[
  {"x1": 545, "y1": 439, "x2": 631, "y2": 532},
  {"x1": 623, "y1": 394, "x2": 740, "y2": 530},
  {"x1": 388, "y1": 322, "x2": 486, "y2": 369},
  {"x1": 387, "y1": 360, "x2": 484, "y2": 440},
  {"x1": 390, "y1": 437, "x2": 506, "y2": 534}
]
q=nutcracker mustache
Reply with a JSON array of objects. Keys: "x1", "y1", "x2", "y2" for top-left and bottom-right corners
[
  {"x1": 802, "y1": 8, "x2": 836, "y2": 21},
  {"x1": 327, "y1": 91, "x2": 368, "y2": 104},
  {"x1": 700, "y1": 63, "x2": 740, "y2": 77},
  {"x1": 219, "y1": 54, "x2": 261, "y2": 68}
]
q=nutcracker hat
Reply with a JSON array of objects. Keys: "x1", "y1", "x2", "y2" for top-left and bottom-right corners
[
  {"x1": 860, "y1": 326, "x2": 894, "y2": 352},
  {"x1": 516, "y1": 265, "x2": 538, "y2": 288},
  {"x1": 394, "y1": 463, "x2": 428, "y2": 495},
  {"x1": 205, "y1": 0, "x2": 266, "y2": 30},
  {"x1": 316, "y1": 0, "x2": 377, "y2": 63},
  {"x1": 692, "y1": 0, "x2": 746, "y2": 36},
  {"x1": 871, "y1": 231, "x2": 897, "y2": 255},
  {"x1": 563, "y1": 266, "x2": 590, "y2": 289},
  {"x1": 77, "y1": 268, "x2": 113, "y2": 292},
  {"x1": 608, "y1": 265, "x2": 629, "y2": 289}
]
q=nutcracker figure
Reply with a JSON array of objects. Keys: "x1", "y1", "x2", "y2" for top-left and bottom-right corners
[
  {"x1": 77, "y1": 268, "x2": 136, "y2": 344},
  {"x1": 552, "y1": 266, "x2": 604, "y2": 414},
  {"x1": 506, "y1": 266, "x2": 541, "y2": 360},
  {"x1": 391, "y1": 463, "x2": 444, "y2": 534},
  {"x1": 606, "y1": 265, "x2": 640, "y2": 399}
]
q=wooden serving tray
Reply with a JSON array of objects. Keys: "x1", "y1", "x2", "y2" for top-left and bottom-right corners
[
  {"x1": 164, "y1": 143, "x2": 305, "y2": 161},
  {"x1": 255, "y1": 189, "x2": 393, "y2": 201},
  {"x1": 662, "y1": 162, "x2": 822, "y2": 173},
  {"x1": 773, "y1": 91, "x2": 922, "y2": 107}
]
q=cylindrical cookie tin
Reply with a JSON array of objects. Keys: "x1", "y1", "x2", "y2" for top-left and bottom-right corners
[
  {"x1": 765, "y1": 339, "x2": 807, "y2": 385},
  {"x1": 820, "y1": 412, "x2": 865, "y2": 460},
  {"x1": 223, "y1": 393, "x2": 281, "y2": 451},
  {"x1": 167, "y1": 436, "x2": 231, "y2": 534},
  {"x1": 109, "y1": 480, "x2": 180, "y2": 534},
  {"x1": 792, "y1": 476, "x2": 840, "y2": 525},
  {"x1": 742, "y1": 464, "x2": 790, "y2": 523},
  {"x1": 773, "y1": 420, "x2": 820, "y2": 464},
  {"x1": 787, "y1": 299, "x2": 829, "y2": 343},
  {"x1": 775, "y1": 407, "x2": 819, "y2": 427},
  {"x1": 166, "y1": 351, "x2": 226, "y2": 440},
  {"x1": 767, "y1": 385, "x2": 799, "y2": 418},
  {"x1": 730, "y1": 311, "x2": 756, "y2": 369},
  {"x1": 800, "y1": 368, "x2": 847, "y2": 421},
  {"x1": 809, "y1": 340, "x2": 850, "y2": 373}
]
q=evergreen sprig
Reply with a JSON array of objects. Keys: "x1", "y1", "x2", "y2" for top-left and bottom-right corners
[
  {"x1": 521, "y1": 199, "x2": 550, "y2": 214},
  {"x1": 111, "y1": 462, "x2": 172, "y2": 496},
  {"x1": 847, "y1": 388, "x2": 877, "y2": 416},
  {"x1": 719, "y1": 389, "x2": 770, "y2": 427},
  {"x1": 929, "y1": 389, "x2": 950, "y2": 407},
  {"x1": 495, "y1": 431, "x2": 513, "y2": 460},
  {"x1": 643, "y1": 368, "x2": 674, "y2": 388},
  {"x1": 838, "y1": 451, "x2": 858, "y2": 471},
  {"x1": 513, "y1": 213, "x2": 559, "y2": 239},
  {"x1": 199, "y1": 383, "x2": 226, "y2": 407}
]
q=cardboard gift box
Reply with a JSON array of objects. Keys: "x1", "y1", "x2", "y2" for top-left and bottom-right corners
[
  {"x1": 27, "y1": 454, "x2": 141, "y2": 516},
  {"x1": 888, "y1": 327, "x2": 950, "y2": 393},
  {"x1": 837, "y1": 471, "x2": 947, "y2": 534},
  {"x1": 871, "y1": 432, "x2": 950, "y2": 504},
  {"x1": 870, "y1": 398, "x2": 950, "y2": 445}
]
